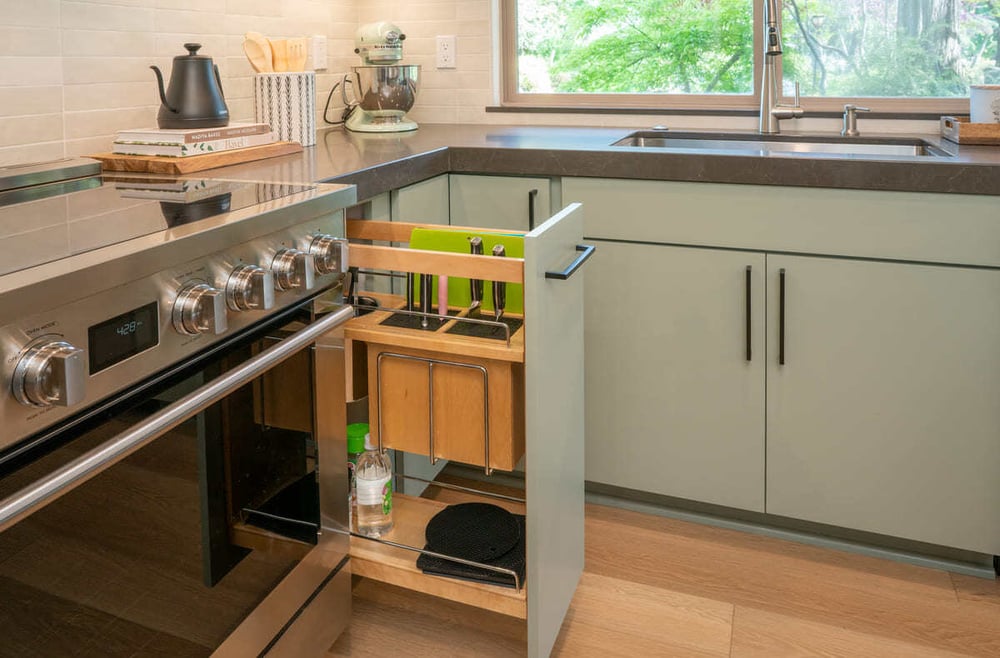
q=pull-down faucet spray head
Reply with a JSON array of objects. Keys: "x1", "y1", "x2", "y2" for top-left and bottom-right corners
[
  {"x1": 759, "y1": 0, "x2": 802, "y2": 133},
  {"x1": 764, "y1": 0, "x2": 783, "y2": 55}
]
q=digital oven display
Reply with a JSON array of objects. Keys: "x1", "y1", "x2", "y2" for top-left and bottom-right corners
[{"x1": 88, "y1": 302, "x2": 159, "y2": 374}]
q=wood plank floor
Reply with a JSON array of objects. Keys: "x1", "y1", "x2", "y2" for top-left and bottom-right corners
[{"x1": 330, "y1": 501, "x2": 1000, "y2": 657}]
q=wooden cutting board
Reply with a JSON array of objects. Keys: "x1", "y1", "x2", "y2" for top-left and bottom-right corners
[{"x1": 90, "y1": 141, "x2": 303, "y2": 174}]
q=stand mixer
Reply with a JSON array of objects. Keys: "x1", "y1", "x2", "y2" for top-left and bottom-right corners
[{"x1": 343, "y1": 22, "x2": 421, "y2": 133}]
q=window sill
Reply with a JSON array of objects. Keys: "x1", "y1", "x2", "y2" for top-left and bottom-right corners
[{"x1": 485, "y1": 106, "x2": 951, "y2": 121}]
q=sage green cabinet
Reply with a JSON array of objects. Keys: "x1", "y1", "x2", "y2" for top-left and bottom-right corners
[
  {"x1": 584, "y1": 240, "x2": 766, "y2": 511},
  {"x1": 766, "y1": 255, "x2": 1000, "y2": 554},
  {"x1": 389, "y1": 174, "x2": 552, "y2": 231},
  {"x1": 565, "y1": 176, "x2": 1000, "y2": 555},
  {"x1": 449, "y1": 174, "x2": 551, "y2": 231},
  {"x1": 391, "y1": 174, "x2": 449, "y2": 225}
]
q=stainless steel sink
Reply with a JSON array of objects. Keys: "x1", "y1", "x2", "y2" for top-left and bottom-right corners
[{"x1": 612, "y1": 132, "x2": 952, "y2": 158}]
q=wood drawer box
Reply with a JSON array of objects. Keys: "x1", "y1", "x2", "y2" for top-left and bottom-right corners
[
  {"x1": 342, "y1": 208, "x2": 588, "y2": 656},
  {"x1": 365, "y1": 341, "x2": 525, "y2": 472}
]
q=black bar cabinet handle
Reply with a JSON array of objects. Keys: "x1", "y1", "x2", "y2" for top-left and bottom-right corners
[
  {"x1": 745, "y1": 266, "x2": 752, "y2": 362},
  {"x1": 527, "y1": 188, "x2": 539, "y2": 231},
  {"x1": 545, "y1": 244, "x2": 596, "y2": 280},
  {"x1": 779, "y1": 268, "x2": 786, "y2": 366}
]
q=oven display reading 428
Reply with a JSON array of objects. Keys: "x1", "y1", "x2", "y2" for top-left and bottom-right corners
[
  {"x1": 88, "y1": 302, "x2": 159, "y2": 374},
  {"x1": 116, "y1": 320, "x2": 142, "y2": 337}
]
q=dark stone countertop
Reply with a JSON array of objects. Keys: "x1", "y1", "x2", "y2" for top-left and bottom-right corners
[{"x1": 214, "y1": 123, "x2": 1000, "y2": 199}]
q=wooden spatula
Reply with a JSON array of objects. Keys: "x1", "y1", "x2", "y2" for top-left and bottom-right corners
[
  {"x1": 243, "y1": 32, "x2": 273, "y2": 73},
  {"x1": 287, "y1": 37, "x2": 308, "y2": 72},
  {"x1": 269, "y1": 38, "x2": 289, "y2": 72}
]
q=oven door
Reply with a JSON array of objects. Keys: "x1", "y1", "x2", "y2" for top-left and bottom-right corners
[{"x1": 0, "y1": 302, "x2": 353, "y2": 658}]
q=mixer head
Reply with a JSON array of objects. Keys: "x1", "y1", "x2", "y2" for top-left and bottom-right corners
[{"x1": 355, "y1": 21, "x2": 406, "y2": 65}]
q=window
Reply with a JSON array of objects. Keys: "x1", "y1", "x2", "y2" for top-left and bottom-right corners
[{"x1": 501, "y1": 0, "x2": 996, "y2": 113}]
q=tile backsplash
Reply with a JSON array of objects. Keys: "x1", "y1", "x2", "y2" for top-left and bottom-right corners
[
  {"x1": 0, "y1": 0, "x2": 501, "y2": 166},
  {"x1": 0, "y1": 1, "x2": 935, "y2": 166}
]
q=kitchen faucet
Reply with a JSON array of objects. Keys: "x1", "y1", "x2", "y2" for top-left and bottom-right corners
[{"x1": 759, "y1": 0, "x2": 803, "y2": 133}]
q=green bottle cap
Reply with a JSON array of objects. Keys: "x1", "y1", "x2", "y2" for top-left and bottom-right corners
[{"x1": 347, "y1": 422, "x2": 369, "y2": 454}]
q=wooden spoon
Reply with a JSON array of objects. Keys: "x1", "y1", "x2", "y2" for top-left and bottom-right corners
[{"x1": 243, "y1": 32, "x2": 273, "y2": 73}]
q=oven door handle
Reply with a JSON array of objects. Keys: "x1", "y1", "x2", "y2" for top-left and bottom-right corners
[{"x1": 0, "y1": 305, "x2": 354, "y2": 534}]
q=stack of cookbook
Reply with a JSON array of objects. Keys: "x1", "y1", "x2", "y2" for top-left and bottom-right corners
[{"x1": 112, "y1": 122, "x2": 276, "y2": 158}]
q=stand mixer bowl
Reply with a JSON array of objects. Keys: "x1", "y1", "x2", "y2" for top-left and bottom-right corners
[{"x1": 346, "y1": 64, "x2": 420, "y2": 130}]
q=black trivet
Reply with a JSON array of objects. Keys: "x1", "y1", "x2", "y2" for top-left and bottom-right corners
[
  {"x1": 423, "y1": 502, "x2": 520, "y2": 562},
  {"x1": 417, "y1": 514, "x2": 526, "y2": 589}
]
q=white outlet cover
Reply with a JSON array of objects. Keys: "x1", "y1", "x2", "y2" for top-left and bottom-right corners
[
  {"x1": 436, "y1": 35, "x2": 457, "y2": 69},
  {"x1": 311, "y1": 35, "x2": 328, "y2": 71}
]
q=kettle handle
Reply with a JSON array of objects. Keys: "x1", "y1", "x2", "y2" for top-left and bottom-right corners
[
  {"x1": 149, "y1": 65, "x2": 178, "y2": 114},
  {"x1": 213, "y1": 64, "x2": 226, "y2": 100}
]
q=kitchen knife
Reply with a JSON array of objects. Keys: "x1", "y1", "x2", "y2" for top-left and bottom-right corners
[
  {"x1": 438, "y1": 275, "x2": 449, "y2": 323},
  {"x1": 469, "y1": 237, "x2": 484, "y2": 312},
  {"x1": 346, "y1": 266, "x2": 359, "y2": 304},
  {"x1": 492, "y1": 244, "x2": 506, "y2": 322},
  {"x1": 420, "y1": 273, "x2": 432, "y2": 328}
]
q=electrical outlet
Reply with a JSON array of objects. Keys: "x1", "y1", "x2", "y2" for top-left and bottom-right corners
[
  {"x1": 436, "y1": 35, "x2": 457, "y2": 69},
  {"x1": 310, "y1": 35, "x2": 328, "y2": 71}
]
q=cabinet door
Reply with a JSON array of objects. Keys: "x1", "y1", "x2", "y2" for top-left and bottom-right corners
[
  {"x1": 585, "y1": 241, "x2": 766, "y2": 512},
  {"x1": 450, "y1": 174, "x2": 550, "y2": 231},
  {"x1": 767, "y1": 255, "x2": 1000, "y2": 554},
  {"x1": 524, "y1": 203, "x2": 588, "y2": 658},
  {"x1": 391, "y1": 174, "x2": 449, "y2": 225}
]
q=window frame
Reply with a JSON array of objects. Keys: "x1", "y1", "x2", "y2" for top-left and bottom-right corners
[{"x1": 499, "y1": 0, "x2": 970, "y2": 116}]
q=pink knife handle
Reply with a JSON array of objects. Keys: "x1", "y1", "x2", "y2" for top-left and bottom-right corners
[{"x1": 438, "y1": 275, "x2": 448, "y2": 318}]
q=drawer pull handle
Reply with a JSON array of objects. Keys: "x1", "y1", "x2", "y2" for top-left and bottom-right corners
[
  {"x1": 545, "y1": 244, "x2": 596, "y2": 280},
  {"x1": 528, "y1": 188, "x2": 538, "y2": 231},
  {"x1": 745, "y1": 265, "x2": 752, "y2": 362},
  {"x1": 779, "y1": 268, "x2": 786, "y2": 366}
]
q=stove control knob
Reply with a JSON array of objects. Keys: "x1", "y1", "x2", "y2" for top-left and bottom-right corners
[
  {"x1": 271, "y1": 248, "x2": 316, "y2": 291},
  {"x1": 226, "y1": 265, "x2": 275, "y2": 312},
  {"x1": 308, "y1": 234, "x2": 348, "y2": 275},
  {"x1": 13, "y1": 339, "x2": 86, "y2": 408},
  {"x1": 173, "y1": 283, "x2": 228, "y2": 335}
]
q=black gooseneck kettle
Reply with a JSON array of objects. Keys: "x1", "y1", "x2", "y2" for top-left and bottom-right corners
[{"x1": 150, "y1": 43, "x2": 229, "y2": 129}]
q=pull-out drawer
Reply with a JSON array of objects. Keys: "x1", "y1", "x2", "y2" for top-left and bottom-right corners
[{"x1": 343, "y1": 209, "x2": 590, "y2": 657}]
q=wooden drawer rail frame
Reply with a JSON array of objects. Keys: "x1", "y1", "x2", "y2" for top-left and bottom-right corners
[
  {"x1": 346, "y1": 219, "x2": 526, "y2": 284},
  {"x1": 325, "y1": 522, "x2": 523, "y2": 591}
]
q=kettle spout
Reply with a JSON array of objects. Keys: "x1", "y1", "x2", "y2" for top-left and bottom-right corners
[{"x1": 149, "y1": 65, "x2": 177, "y2": 113}]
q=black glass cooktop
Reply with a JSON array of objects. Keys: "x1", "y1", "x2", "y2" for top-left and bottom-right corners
[{"x1": 0, "y1": 175, "x2": 315, "y2": 277}]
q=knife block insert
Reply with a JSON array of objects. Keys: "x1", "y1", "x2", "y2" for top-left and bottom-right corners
[
  {"x1": 446, "y1": 314, "x2": 523, "y2": 341},
  {"x1": 379, "y1": 309, "x2": 459, "y2": 331}
]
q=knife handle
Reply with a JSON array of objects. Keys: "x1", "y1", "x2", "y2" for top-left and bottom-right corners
[
  {"x1": 420, "y1": 273, "x2": 432, "y2": 328},
  {"x1": 491, "y1": 244, "x2": 506, "y2": 320},
  {"x1": 469, "y1": 237, "x2": 483, "y2": 307}
]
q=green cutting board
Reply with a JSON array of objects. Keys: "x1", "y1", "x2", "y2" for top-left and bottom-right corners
[{"x1": 409, "y1": 227, "x2": 525, "y2": 315}]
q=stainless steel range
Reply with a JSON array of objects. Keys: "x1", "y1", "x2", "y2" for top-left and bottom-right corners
[
  {"x1": 0, "y1": 159, "x2": 357, "y2": 656},
  {"x1": 0, "y1": 159, "x2": 353, "y2": 458}
]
